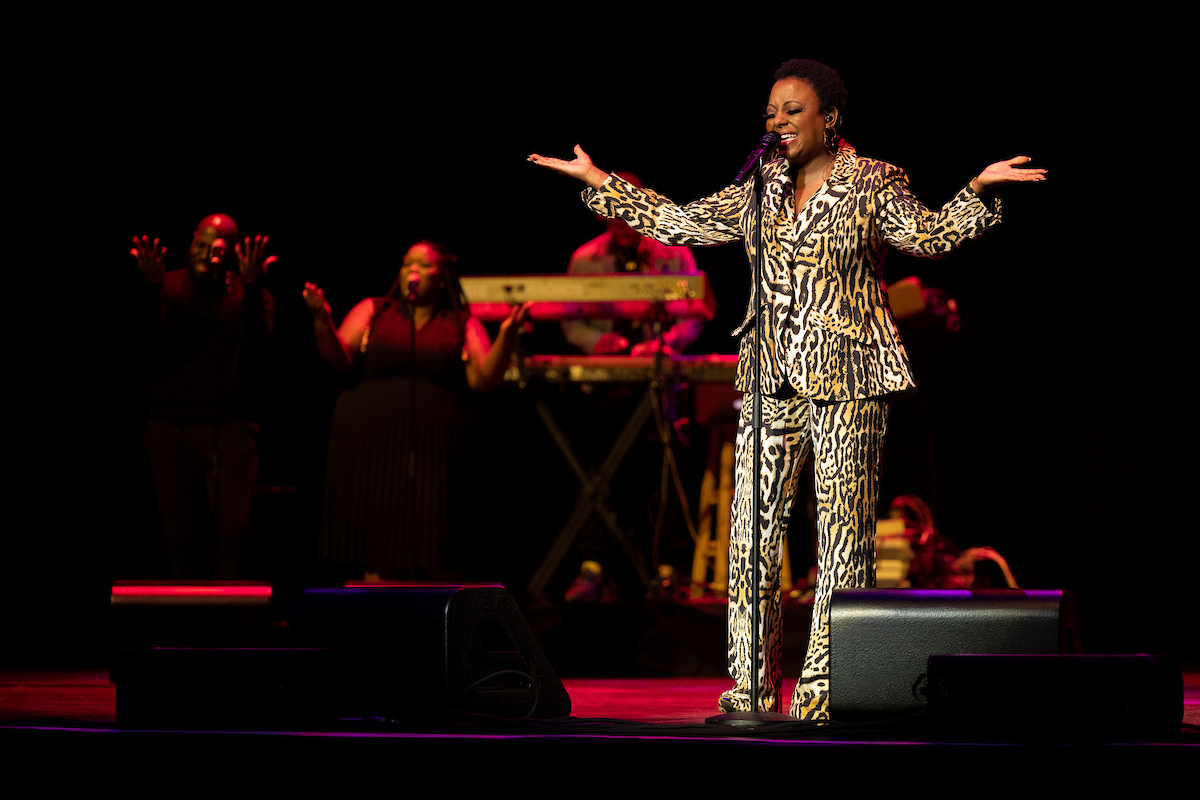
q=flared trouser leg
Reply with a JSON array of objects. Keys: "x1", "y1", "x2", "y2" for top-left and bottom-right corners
[
  {"x1": 722, "y1": 393, "x2": 809, "y2": 713},
  {"x1": 789, "y1": 398, "x2": 888, "y2": 720},
  {"x1": 722, "y1": 394, "x2": 888, "y2": 719}
]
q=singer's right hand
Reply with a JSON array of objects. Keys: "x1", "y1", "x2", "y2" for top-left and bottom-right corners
[
  {"x1": 130, "y1": 235, "x2": 166, "y2": 284},
  {"x1": 528, "y1": 145, "x2": 610, "y2": 190}
]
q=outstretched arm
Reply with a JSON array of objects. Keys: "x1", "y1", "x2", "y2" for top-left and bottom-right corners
[
  {"x1": 464, "y1": 303, "x2": 532, "y2": 393},
  {"x1": 882, "y1": 155, "x2": 1045, "y2": 258},
  {"x1": 528, "y1": 144, "x2": 611, "y2": 189},
  {"x1": 969, "y1": 155, "x2": 1047, "y2": 195},
  {"x1": 130, "y1": 235, "x2": 166, "y2": 284},
  {"x1": 234, "y1": 236, "x2": 276, "y2": 373},
  {"x1": 130, "y1": 235, "x2": 168, "y2": 362},
  {"x1": 304, "y1": 287, "x2": 373, "y2": 374},
  {"x1": 235, "y1": 235, "x2": 278, "y2": 285},
  {"x1": 533, "y1": 144, "x2": 748, "y2": 247}
]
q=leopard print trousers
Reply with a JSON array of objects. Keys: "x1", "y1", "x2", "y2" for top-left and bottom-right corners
[{"x1": 720, "y1": 393, "x2": 888, "y2": 721}]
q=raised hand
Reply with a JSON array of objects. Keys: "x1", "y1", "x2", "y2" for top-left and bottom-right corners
[
  {"x1": 528, "y1": 144, "x2": 611, "y2": 189},
  {"x1": 303, "y1": 282, "x2": 332, "y2": 322},
  {"x1": 130, "y1": 235, "x2": 166, "y2": 284},
  {"x1": 235, "y1": 234, "x2": 278, "y2": 285},
  {"x1": 971, "y1": 156, "x2": 1047, "y2": 195},
  {"x1": 498, "y1": 301, "x2": 533, "y2": 343}
]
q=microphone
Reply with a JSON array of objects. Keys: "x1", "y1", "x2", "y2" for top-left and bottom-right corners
[
  {"x1": 407, "y1": 273, "x2": 420, "y2": 302},
  {"x1": 733, "y1": 132, "x2": 781, "y2": 186},
  {"x1": 206, "y1": 238, "x2": 232, "y2": 288},
  {"x1": 209, "y1": 238, "x2": 227, "y2": 268}
]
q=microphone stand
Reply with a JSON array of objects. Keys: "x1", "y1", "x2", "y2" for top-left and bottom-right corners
[
  {"x1": 708, "y1": 134, "x2": 792, "y2": 727},
  {"x1": 407, "y1": 279, "x2": 419, "y2": 558},
  {"x1": 208, "y1": 247, "x2": 231, "y2": 580}
]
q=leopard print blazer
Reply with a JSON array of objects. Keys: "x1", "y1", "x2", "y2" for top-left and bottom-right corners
[{"x1": 583, "y1": 141, "x2": 1002, "y2": 401}]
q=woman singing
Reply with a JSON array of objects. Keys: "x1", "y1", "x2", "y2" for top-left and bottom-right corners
[
  {"x1": 304, "y1": 241, "x2": 528, "y2": 580},
  {"x1": 530, "y1": 59, "x2": 1045, "y2": 721}
]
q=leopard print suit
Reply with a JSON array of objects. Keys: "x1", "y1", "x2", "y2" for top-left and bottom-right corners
[{"x1": 585, "y1": 141, "x2": 1001, "y2": 720}]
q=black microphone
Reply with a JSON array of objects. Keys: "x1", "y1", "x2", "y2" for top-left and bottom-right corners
[
  {"x1": 209, "y1": 238, "x2": 227, "y2": 268},
  {"x1": 407, "y1": 273, "x2": 420, "y2": 302},
  {"x1": 733, "y1": 132, "x2": 781, "y2": 186},
  {"x1": 207, "y1": 238, "x2": 232, "y2": 289}
]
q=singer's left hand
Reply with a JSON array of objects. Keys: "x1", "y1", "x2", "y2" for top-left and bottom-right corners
[
  {"x1": 498, "y1": 302, "x2": 533, "y2": 341},
  {"x1": 236, "y1": 235, "x2": 277, "y2": 285},
  {"x1": 970, "y1": 156, "x2": 1047, "y2": 194}
]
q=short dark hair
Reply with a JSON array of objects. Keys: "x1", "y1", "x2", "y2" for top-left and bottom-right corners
[{"x1": 773, "y1": 59, "x2": 848, "y2": 132}]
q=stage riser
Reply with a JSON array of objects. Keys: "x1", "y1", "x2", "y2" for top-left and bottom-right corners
[
  {"x1": 112, "y1": 585, "x2": 570, "y2": 728},
  {"x1": 927, "y1": 654, "x2": 1183, "y2": 740},
  {"x1": 830, "y1": 588, "x2": 1078, "y2": 718}
]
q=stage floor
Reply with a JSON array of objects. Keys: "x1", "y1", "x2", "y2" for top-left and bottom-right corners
[
  {"x1": 4, "y1": 669, "x2": 1198, "y2": 731},
  {"x1": 3, "y1": 669, "x2": 1197, "y2": 786}
]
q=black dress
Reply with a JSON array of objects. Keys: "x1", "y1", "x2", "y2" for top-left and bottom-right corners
[{"x1": 320, "y1": 300, "x2": 470, "y2": 573}]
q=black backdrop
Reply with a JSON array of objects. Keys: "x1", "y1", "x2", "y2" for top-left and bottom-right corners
[{"x1": 8, "y1": 18, "x2": 1194, "y2": 664}]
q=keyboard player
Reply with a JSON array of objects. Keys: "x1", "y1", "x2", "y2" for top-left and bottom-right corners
[
  {"x1": 552, "y1": 174, "x2": 706, "y2": 601},
  {"x1": 561, "y1": 172, "x2": 702, "y2": 356}
]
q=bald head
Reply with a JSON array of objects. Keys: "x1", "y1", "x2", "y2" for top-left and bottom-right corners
[
  {"x1": 189, "y1": 213, "x2": 239, "y2": 278},
  {"x1": 195, "y1": 213, "x2": 239, "y2": 241}
]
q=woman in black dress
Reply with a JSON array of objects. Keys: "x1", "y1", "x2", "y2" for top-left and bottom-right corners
[{"x1": 305, "y1": 241, "x2": 527, "y2": 578}]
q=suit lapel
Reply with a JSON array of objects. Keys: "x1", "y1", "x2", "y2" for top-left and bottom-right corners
[
  {"x1": 753, "y1": 160, "x2": 791, "y2": 283},
  {"x1": 792, "y1": 144, "x2": 855, "y2": 243}
]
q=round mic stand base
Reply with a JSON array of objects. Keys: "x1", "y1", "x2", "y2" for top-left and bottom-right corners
[{"x1": 705, "y1": 709, "x2": 796, "y2": 727}]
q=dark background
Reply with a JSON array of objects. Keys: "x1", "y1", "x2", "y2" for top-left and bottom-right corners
[{"x1": 8, "y1": 18, "x2": 1193, "y2": 665}]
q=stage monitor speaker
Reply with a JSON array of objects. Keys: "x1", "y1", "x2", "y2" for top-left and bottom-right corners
[
  {"x1": 290, "y1": 584, "x2": 572, "y2": 721},
  {"x1": 110, "y1": 581, "x2": 278, "y2": 728},
  {"x1": 829, "y1": 588, "x2": 1078, "y2": 719},
  {"x1": 926, "y1": 654, "x2": 1182, "y2": 740},
  {"x1": 109, "y1": 581, "x2": 274, "y2": 651}
]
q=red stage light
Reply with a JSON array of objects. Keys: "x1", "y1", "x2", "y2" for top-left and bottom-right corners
[{"x1": 110, "y1": 584, "x2": 272, "y2": 598}]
